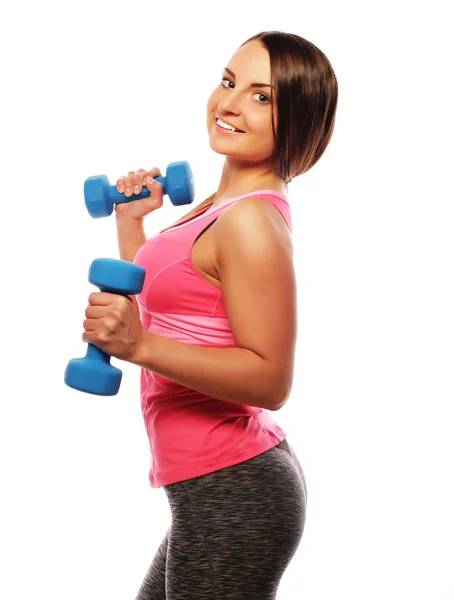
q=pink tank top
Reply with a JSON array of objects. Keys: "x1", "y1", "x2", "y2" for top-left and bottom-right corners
[{"x1": 133, "y1": 190, "x2": 292, "y2": 487}]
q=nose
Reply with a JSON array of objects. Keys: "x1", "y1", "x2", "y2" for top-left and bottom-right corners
[{"x1": 217, "y1": 89, "x2": 241, "y2": 115}]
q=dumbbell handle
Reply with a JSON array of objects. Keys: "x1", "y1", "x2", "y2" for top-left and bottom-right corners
[
  {"x1": 84, "y1": 341, "x2": 111, "y2": 366},
  {"x1": 85, "y1": 284, "x2": 132, "y2": 363},
  {"x1": 105, "y1": 177, "x2": 167, "y2": 206}
]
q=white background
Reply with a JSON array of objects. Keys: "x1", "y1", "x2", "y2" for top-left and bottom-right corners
[{"x1": 1, "y1": 1, "x2": 453, "y2": 598}]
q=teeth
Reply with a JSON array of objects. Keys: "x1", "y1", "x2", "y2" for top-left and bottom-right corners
[{"x1": 217, "y1": 118, "x2": 239, "y2": 131}]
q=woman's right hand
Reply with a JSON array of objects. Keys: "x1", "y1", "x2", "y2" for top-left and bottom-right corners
[{"x1": 115, "y1": 167, "x2": 164, "y2": 221}]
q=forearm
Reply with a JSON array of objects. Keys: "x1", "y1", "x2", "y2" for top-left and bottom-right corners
[
  {"x1": 115, "y1": 216, "x2": 147, "y2": 262},
  {"x1": 131, "y1": 331, "x2": 283, "y2": 411}
]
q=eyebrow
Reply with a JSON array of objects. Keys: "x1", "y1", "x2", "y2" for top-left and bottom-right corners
[{"x1": 224, "y1": 67, "x2": 274, "y2": 89}]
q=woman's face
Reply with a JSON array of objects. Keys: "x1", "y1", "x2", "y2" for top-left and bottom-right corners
[{"x1": 206, "y1": 40, "x2": 277, "y2": 164}]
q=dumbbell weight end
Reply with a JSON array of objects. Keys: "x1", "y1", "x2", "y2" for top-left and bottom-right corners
[{"x1": 65, "y1": 344, "x2": 123, "y2": 396}]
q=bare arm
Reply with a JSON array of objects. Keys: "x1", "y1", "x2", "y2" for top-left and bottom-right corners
[
  {"x1": 115, "y1": 215, "x2": 147, "y2": 262},
  {"x1": 132, "y1": 333, "x2": 282, "y2": 410},
  {"x1": 114, "y1": 167, "x2": 164, "y2": 262}
]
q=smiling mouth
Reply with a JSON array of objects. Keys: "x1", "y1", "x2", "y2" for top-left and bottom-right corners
[{"x1": 215, "y1": 117, "x2": 245, "y2": 133}]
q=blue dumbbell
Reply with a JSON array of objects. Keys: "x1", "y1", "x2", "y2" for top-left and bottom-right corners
[
  {"x1": 64, "y1": 258, "x2": 146, "y2": 396},
  {"x1": 84, "y1": 160, "x2": 195, "y2": 218}
]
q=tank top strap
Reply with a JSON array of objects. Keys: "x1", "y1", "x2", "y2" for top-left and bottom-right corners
[{"x1": 157, "y1": 189, "x2": 291, "y2": 237}]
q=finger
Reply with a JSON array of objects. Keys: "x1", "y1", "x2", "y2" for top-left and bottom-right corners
[
  {"x1": 116, "y1": 175, "x2": 126, "y2": 194},
  {"x1": 83, "y1": 312, "x2": 124, "y2": 335},
  {"x1": 85, "y1": 304, "x2": 107, "y2": 319},
  {"x1": 143, "y1": 167, "x2": 163, "y2": 192},
  {"x1": 81, "y1": 331, "x2": 101, "y2": 345},
  {"x1": 132, "y1": 169, "x2": 146, "y2": 195},
  {"x1": 144, "y1": 175, "x2": 163, "y2": 196},
  {"x1": 88, "y1": 291, "x2": 120, "y2": 306},
  {"x1": 124, "y1": 171, "x2": 135, "y2": 197},
  {"x1": 84, "y1": 315, "x2": 118, "y2": 334},
  {"x1": 83, "y1": 318, "x2": 98, "y2": 332},
  {"x1": 144, "y1": 176, "x2": 155, "y2": 193},
  {"x1": 144, "y1": 167, "x2": 163, "y2": 179}
]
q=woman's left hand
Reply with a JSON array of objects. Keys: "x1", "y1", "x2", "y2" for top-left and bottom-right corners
[{"x1": 82, "y1": 292, "x2": 145, "y2": 363}]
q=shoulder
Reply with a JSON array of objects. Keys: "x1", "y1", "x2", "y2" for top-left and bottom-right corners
[{"x1": 215, "y1": 197, "x2": 292, "y2": 257}]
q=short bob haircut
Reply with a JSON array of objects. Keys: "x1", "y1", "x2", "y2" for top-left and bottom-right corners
[{"x1": 171, "y1": 30, "x2": 338, "y2": 224}]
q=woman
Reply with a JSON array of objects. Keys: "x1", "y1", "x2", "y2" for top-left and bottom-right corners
[{"x1": 82, "y1": 30, "x2": 338, "y2": 600}]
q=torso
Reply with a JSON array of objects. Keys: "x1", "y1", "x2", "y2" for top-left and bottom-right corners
[{"x1": 160, "y1": 209, "x2": 222, "y2": 290}]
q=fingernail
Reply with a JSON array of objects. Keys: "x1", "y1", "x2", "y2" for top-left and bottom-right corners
[
  {"x1": 126, "y1": 187, "x2": 131, "y2": 194},
  {"x1": 134, "y1": 185, "x2": 139, "y2": 193}
]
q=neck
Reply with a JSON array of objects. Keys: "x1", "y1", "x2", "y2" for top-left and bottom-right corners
[{"x1": 212, "y1": 158, "x2": 287, "y2": 207}]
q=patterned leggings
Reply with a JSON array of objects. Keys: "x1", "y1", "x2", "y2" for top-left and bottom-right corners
[{"x1": 134, "y1": 439, "x2": 308, "y2": 599}]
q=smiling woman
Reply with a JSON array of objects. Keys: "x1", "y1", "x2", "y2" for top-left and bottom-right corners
[
  {"x1": 102, "y1": 29, "x2": 339, "y2": 600},
  {"x1": 168, "y1": 30, "x2": 338, "y2": 222}
]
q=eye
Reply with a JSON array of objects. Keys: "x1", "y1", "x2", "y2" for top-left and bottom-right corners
[
  {"x1": 253, "y1": 92, "x2": 270, "y2": 104},
  {"x1": 220, "y1": 77, "x2": 270, "y2": 104},
  {"x1": 221, "y1": 77, "x2": 234, "y2": 89}
]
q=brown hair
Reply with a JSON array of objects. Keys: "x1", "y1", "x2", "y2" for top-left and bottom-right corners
[{"x1": 169, "y1": 30, "x2": 338, "y2": 226}]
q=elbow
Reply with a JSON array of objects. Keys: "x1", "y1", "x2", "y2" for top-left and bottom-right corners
[
  {"x1": 269, "y1": 378, "x2": 291, "y2": 411},
  {"x1": 269, "y1": 397, "x2": 285, "y2": 412},
  {"x1": 260, "y1": 358, "x2": 292, "y2": 411},
  {"x1": 271, "y1": 390, "x2": 288, "y2": 411}
]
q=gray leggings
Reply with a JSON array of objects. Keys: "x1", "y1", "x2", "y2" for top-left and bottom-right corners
[{"x1": 135, "y1": 439, "x2": 307, "y2": 600}]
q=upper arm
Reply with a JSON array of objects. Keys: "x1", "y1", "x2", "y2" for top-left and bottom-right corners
[{"x1": 216, "y1": 198, "x2": 297, "y2": 407}]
